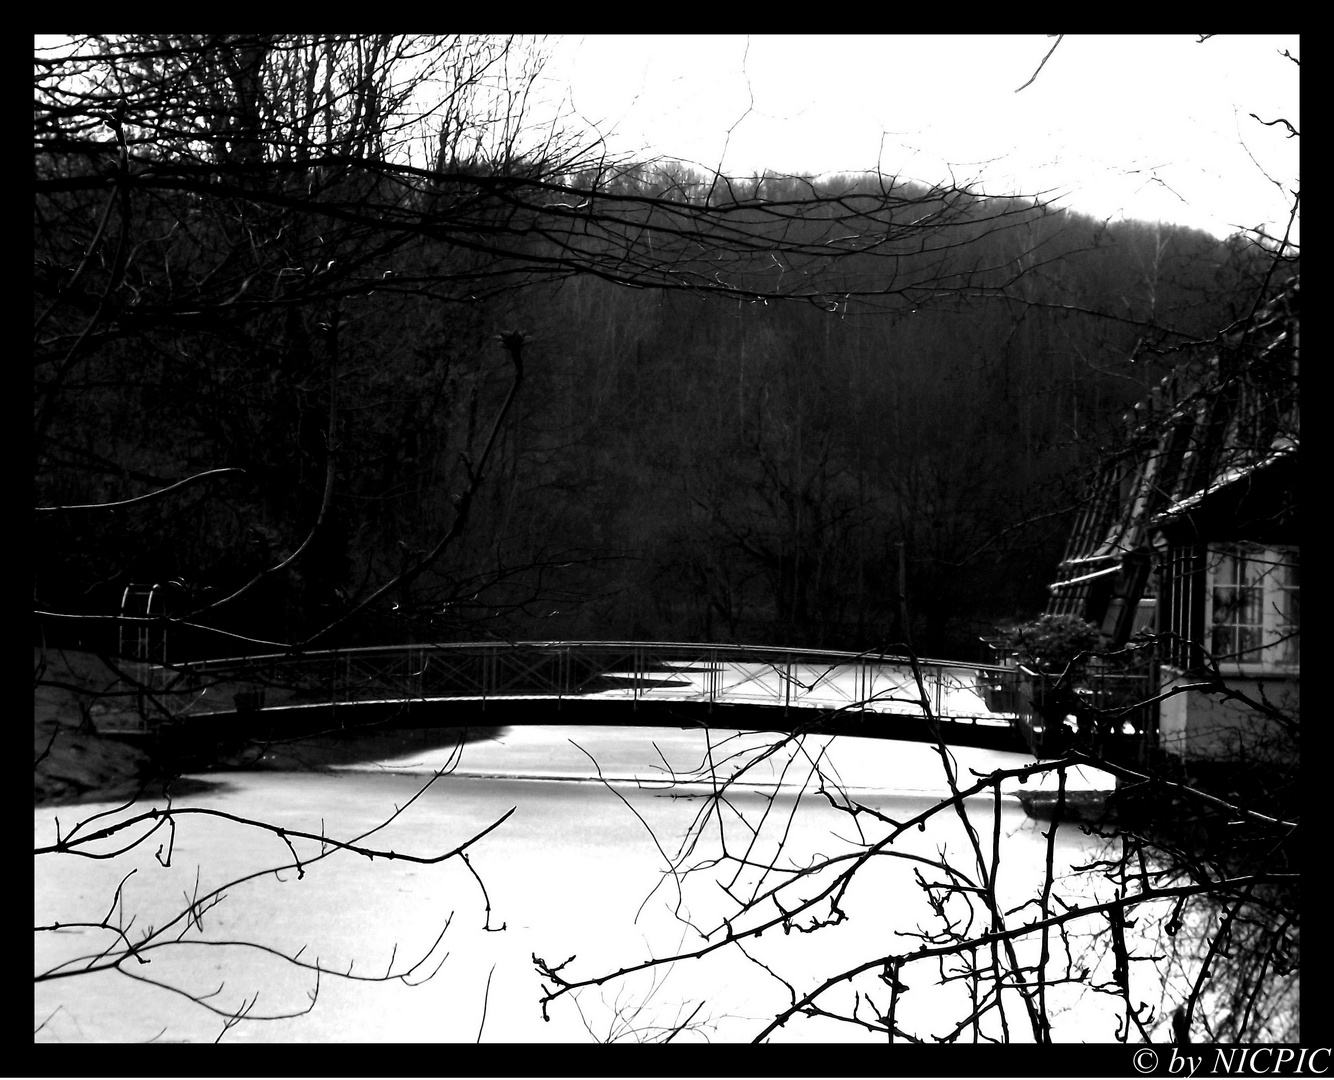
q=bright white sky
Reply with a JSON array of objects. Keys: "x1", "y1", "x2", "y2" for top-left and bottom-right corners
[
  {"x1": 540, "y1": 34, "x2": 1300, "y2": 244},
  {"x1": 34, "y1": 34, "x2": 1299, "y2": 245}
]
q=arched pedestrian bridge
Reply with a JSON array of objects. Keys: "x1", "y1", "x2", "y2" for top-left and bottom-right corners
[{"x1": 111, "y1": 641, "x2": 1030, "y2": 753}]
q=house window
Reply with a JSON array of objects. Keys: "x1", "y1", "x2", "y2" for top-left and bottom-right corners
[
  {"x1": 1206, "y1": 544, "x2": 1299, "y2": 671},
  {"x1": 1160, "y1": 543, "x2": 1206, "y2": 671}
]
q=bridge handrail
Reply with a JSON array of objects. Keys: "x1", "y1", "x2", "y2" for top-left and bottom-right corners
[
  {"x1": 130, "y1": 641, "x2": 1025, "y2": 728},
  {"x1": 155, "y1": 640, "x2": 1018, "y2": 677}
]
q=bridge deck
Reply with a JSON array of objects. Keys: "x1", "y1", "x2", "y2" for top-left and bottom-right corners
[{"x1": 101, "y1": 641, "x2": 1023, "y2": 747}]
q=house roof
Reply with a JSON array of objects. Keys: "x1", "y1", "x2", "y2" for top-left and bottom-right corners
[
  {"x1": 1150, "y1": 444, "x2": 1296, "y2": 526},
  {"x1": 1045, "y1": 275, "x2": 1299, "y2": 628}
]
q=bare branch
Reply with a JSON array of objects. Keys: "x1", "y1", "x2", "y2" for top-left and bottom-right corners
[{"x1": 1015, "y1": 35, "x2": 1064, "y2": 93}]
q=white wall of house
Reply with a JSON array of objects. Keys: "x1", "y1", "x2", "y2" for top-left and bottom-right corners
[{"x1": 1158, "y1": 667, "x2": 1297, "y2": 764}]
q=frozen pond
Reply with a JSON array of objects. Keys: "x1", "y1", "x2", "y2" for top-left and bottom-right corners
[
  {"x1": 36, "y1": 725, "x2": 1138, "y2": 1043},
  {"x1": 573, "y1": 657, "x2": 1008, "y2": 719}
]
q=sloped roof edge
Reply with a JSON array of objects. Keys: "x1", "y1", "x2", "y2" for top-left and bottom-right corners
[{"x1": 1148, "y1": 445, "x2": 1296, "y2": 527}]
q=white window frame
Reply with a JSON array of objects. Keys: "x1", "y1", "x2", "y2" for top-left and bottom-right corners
[{"x1": 1203, "y1": 543, "x2": 1299, "y2": 674}]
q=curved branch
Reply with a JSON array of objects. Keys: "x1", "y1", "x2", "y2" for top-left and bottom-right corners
[
  {"x1": 1015, "y1": 35, "x2": 1064, "y2": 93},
  {"x1": 34, "y1": 467, "x2": 246, "y2": 512},
  {"x1": 37, "y1": 801, "x2": 516, "y2": 864}
]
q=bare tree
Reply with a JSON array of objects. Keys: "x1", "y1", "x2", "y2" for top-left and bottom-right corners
[
  {"x1": 528, "y1": 646, "x2": 1296, "y2": 1043},
  {"x1": 532, "y1": 37, "x2": 1301, "y2": 1043},
  {"x1": 38, "y1": 35, "x2": 1254, "y2": 660},
  {"x1": 34, "y1": 34, "x2": 1299, "y2": 1045},
  {"x1": 35, "y1": 707, "x2": 513, "y2": 1042}
]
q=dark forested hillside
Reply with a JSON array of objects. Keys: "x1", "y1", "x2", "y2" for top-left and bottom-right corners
[
  {"x1": 458, "y1": 201, "x2": 1278, "y2": 655},
  {"x1": 34, "y1": 36, "x2": 1284, "y2": 660}
]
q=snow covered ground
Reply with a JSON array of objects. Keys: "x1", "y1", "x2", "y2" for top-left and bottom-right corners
[
  {"x1": 386, "y1": 722, "x2": 1108, "y2": 795},
  {"x1": 35, "y1": 724, "x2": 1127, "y2": 1044}
]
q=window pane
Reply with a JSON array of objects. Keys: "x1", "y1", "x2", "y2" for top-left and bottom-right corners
[
  {"x1": 1279, "y1": 550, "x2": 1299, "y2": 664},
  {"x1": 1237, "y1": 624, "x2": 1264, "y2": 658},
  {"x1": 1206, "y1": 544, "x2": 1302, "y2": 668},
  {"x1": 1239, "y1": 585, "x2": 1263, "y2": 625}
]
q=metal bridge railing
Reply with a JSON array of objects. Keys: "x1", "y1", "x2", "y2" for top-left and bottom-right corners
[{"x1": 141, "y1": 641, "x2": 1021, "y2": 728}]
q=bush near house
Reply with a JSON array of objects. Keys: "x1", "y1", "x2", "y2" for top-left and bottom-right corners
[{"x1": 1004, "y1": 613, "x2": 1101, "y2": 674}]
